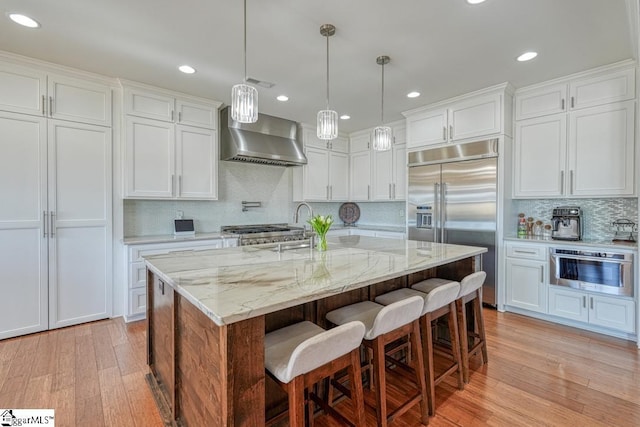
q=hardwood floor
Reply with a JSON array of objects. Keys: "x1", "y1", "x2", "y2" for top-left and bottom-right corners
[{"x1": 1, "y1": 309, "x2": 639, "y2": 426}]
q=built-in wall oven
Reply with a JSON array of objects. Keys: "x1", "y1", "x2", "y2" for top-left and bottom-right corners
[{"x1": 550, "y1": 248, "x2": 633, "y2": 297}]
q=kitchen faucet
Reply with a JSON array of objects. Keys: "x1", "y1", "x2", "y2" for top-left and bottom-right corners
[{"x1": 293, "y1": 202, "x2": 313, "y2": 229}]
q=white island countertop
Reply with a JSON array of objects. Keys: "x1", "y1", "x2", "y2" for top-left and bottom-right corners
[{"x1": 144, "y1": 236, "x2": 487, "y2": 326}]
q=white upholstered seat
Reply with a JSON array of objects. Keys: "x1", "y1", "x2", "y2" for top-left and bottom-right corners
[
  {"x1": 458, "y1": 271, "x2": 486, "y2": 298},
  {"x1": 375, "y1": 280, "x2": 461, "y2": 316}
]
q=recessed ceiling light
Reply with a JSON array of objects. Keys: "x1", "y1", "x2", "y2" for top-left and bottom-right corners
[
  {"x1": 178, "y1": 65, "x2": 196, "y2": 74},
  {"x1": 517, "y1": 51, "x2": 538, "y2": 62},
  {"x1": 340, "y1": 115, "x2": 350, "y2": 120},
  {"x1": 466, "y1": 0, "x2": 486, "y2": 4},
  {"x1": 276, "y1": 95, "x2": 289, "y2": 102},
  {"x1": 8, "y1": 13, "x2": 40, "y2": 28},
  {"x1": 407, "y1": 91, "x2": 421, "y2": 98}
]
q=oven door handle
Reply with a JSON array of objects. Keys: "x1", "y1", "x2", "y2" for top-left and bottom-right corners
[{"x1": 552, "y1": 254, "x2": 630, "y2": 264}]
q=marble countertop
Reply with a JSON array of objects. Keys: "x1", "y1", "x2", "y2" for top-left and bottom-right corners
[
  {"x1": 123, "y1": 232, "x2": 226, "y2": 245},
  {"x1": 331, "y1": 224, "x2": 406, "y2": 233},
  {"x1": 144, "y1": 236, "x2": 487, "y2": 326},
  {"x1": 504, "y1": 235, "x2": 637, "y2": 251}
]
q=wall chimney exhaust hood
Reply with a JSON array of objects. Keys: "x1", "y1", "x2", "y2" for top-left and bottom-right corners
[{"x1": 220, "y1": 106, "x2": 307, "y2": 166}]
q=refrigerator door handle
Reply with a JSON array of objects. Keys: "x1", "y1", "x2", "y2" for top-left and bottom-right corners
[{"x1": 440, "y1": 182, "x2": 447, "y2": 243}]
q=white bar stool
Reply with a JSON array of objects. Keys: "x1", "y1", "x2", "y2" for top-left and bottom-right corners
[
  {"x1": 325, "y1": 296, "x2": 428, "y2": 427},
  {"x1": 375, "y1": 279, "x2": 463, "y2": 417},
  {"x1": 264, "y1": 320, "x2": 367, "y2": 427},
  {"x1": 455, "y1": 271, "x2": 488, "y2": 383}
]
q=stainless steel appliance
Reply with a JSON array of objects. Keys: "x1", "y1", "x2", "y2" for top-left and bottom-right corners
[
  {"x1": 551, "y1": 206, "x2": 582, "y2": 241},
  {"x1": 550, "y1": 248, "x2": 633, "y2": 296},
  {"x1": 407, "y1": 139, "x2": 498, "y2": 306},
  {"x1": 221, "y1": 224, "x2": 308, "y2": 246}
]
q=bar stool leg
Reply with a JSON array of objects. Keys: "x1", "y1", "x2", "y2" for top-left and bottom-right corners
[
  {"x1": 372, "y1": 337, "x2": 388, "y2": 427},
  {"x1": 288, "y1": 376, "x2": 305, "y2": 427},
  {"x1": 349, "y1": 349, "x2": 367, "y2": 426},
  {"x1": 456, "y1": 298, "x2": 471, "y2": 384},
  {"x1": 475, "y1": 289, "x2": 489, "y2": 363},
  {"x1": 420, "y1": 313, "x2": 436, "y2": 416},
  {"x1": 447, "y1": 301, "x2": 464, "y2": 390},
  {"x1": 409, "y1": 319, "x2": 429, "y2": 425}
]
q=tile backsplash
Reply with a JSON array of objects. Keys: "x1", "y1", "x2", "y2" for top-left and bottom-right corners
[{"x1": 511, "y1": 198, "x2": 638, "y2": 240}]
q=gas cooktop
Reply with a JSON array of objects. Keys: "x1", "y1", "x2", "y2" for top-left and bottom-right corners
[{"x1": 220, "y1": 224, "x2": 307, "y2": 246}]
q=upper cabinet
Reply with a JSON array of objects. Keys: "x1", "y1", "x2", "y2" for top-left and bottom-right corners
[
  {"x1": 122, "y1": 82, "x2": 222, "y2": 200},
  {"x1": 404, "y1": 85, "x2": 511, "y2": 150},
  {"x1": 0, "y1": 62, "x2": 112, "y2": 126},
  {"x1": 515, "y1": 67, "x2": 635, "y2": 120},
  {"x1": 513, "y1": 63, "x2": 635, "y2": 198}
]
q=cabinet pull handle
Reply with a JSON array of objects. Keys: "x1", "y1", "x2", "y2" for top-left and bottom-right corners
[
  {"x1": 367, "y1": 141, "x2": 370, "y2": 149},
  {"x1": 43, "y1": 211, "x2": 48, "y2": 238},
  {"x1": 178, "y1": 112, "x2": 182, "y2": 122},
  {"x1": 571, "y1": 96, "x2": 575, "y2": 108},
  {"x1": 569, "y1": 170, "x2": 574, "y2": 195},
  {"x1": 159, "y1": 280, "x2": 165, "y2": 295},
  {"x1": 50, "y1": 211, "x2": 55, "y2": 237},
  {"x1": 514, "y1": 250, "x2": 536, "y2": 255},
  {"x1": 171, "y1": 110, "x2": 175, "y2": 122},
  {"x1": 561, "y1": 99, "x2": 565, "y2": 110},
  {"x1": 389, "y1": 183, "x2": 392, "y2": 199},
  {"x1": 590, "y1": 297, "x2": 594, "y2": 310},
  {"x1": 560, "y1": 170, "x2": 565, "y2": 193},
  {"x1": 41, "y1": 95, "x2": 46, "y2": 116},
  {"x1": 583, "y1": 296, "x2": 587, "y2": 308},
  {"x1": 449, "y1": 124, "x2": 453, "y2": 140},
  {"x1": 178, "y1": 175, "x2": 182, "y2": 195},
  {"x1": 392, "y1": 183, "x2": 396, "y2": 199},
  {"x1": 443, "y1": 126, "x2": 446, "y2": 140},
  {"x1": 540, "y1": 266, "x2": 544, "y2": 283},
  {"x1": 326, "y1": 185, "x2": 329, "y2": 200},
  {"x1": 367, "y1": 184, "x2": 370, "y2": 200},
  {"x1": 49, "y1": 96, "x2": 53, "y2": 117},
  {"x1": 330, "y1": 185, "x2": 333, "y2": 200},
  {"x1": 171, "y1": 174, "x2": 175, "y2": 194}
]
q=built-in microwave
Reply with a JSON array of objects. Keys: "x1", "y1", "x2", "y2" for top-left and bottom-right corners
[{"x1": 549, "y1": 248, "x2": 633, "y2": 297}]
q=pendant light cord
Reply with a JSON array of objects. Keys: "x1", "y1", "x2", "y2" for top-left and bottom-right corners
[
  {"x1": 380, "y1": 61, "x2": 385, "y2": 124},
  {"x1": 325, "y1": 32, "x2": 330, "y2": 110},
  {"x1": 243, "y1": 0, "x2": 247, "y2": 82}
]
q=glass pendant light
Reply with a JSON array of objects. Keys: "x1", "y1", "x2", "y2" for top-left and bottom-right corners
[
  {"x1": 372, "y1": 55, "x2": 392, "y2": 151},
  {"x1": 231, "y1": 0, "x2": 258, "y2": 123},
  {"x1": 317, "y1": 24, "x2": 338, "y2": 140}
]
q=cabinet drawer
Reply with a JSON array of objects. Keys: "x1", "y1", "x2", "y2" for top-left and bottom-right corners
[
  {"x1": 129, "y1": 239, "x2": 223, "y2": 261},
  {"x1": 129, "y1": 261, "x2": 147, "y2": 289},
  {"x1": 129, "y1": 288, "x2": 147, "y2": 317},
  {"x1": 506, "y1": 243, "x2": 547, "y2": 261}
]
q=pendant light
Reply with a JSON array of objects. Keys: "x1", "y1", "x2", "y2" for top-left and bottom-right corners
[
  {"x1": 317, "y1": 24, "x2": 338, "y2": 140},
  {"x1": 372, "y1": 55, "x2": 392, "y2": 151},
  {"x1": 231, "y1": 0, "x2": 258, "y2": 123}
]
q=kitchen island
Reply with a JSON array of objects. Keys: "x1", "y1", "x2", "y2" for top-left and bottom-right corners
[{"x1": 144, "y1": 235, "x2": 487, "y2": 426}]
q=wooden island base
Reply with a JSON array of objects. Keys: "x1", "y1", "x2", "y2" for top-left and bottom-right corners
[{"x1": 147, "y1": 256, "x2": 479, "y2": 426}]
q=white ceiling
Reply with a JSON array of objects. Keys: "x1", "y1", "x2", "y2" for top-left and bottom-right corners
[{"x1": 0, "y1": 0, "x2": 636, "y2": 133}]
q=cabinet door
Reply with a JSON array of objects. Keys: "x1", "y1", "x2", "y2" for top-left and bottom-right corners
[
  {"x1": 449, "y1": 94, "x2": 501, "y2": 141},
  {"x1": 515, "y1": 83, "x2": 568, "y2": 120},
  {"x1": 406, "y1": 108, "x2": 447, "y2": 149},
  {"x1": 125, "y1": 87, "x2": 175, "y2": 122},
  {"x1": 303, "y1": 127, "x2": 328, "y2": 150},
  {"x1": 392, "y1": 124, "x2": 406, "y2": 145},
  {"x1": 513, "y1": 115, "x2": 566, "y2": 198},
  {"x1": 350, "y1": 133, "x2": 370, "y2": 153},
  {"x1": 569, "y1": 67, "x2": 635, "y2": 110},
  {"x1": 125, "y1": 116, "x2": 175, "y2": 198},
  {"x1": 175, "y1": 125, "x2": 218, "y2": 199},
  {"x1": 505, "y1": 258, "x2": 547, "y2": 313},
  {"x1": 330, "y1": 136, "x2": 349, "y2": 153},
  {"x1": 372, "y1": 148, "x2": 393, "y2": 200},
  {"x1": 568, "y1": 101, "x2": 635, "y2": 196},
  {"x1": 350, "y1": 151, "x2": 371, "y2": 201},
  {"x1": 548, "y1": 287, "x2": 589, "y2": 322},
  {"x1": 0, "y1": 63, "x2": 47, "y2": 116},
  {"x1": 48, "y1": 120, "x2": 112, "y2": 329},
  {"x1": 176, "y1": 99, "x2": 217, "y2": 129},
  {"x1": 589, "y1": 294, "x2": 635, "y2": 333},
  {"x1": 149, "y1": 275, "x2": 175, "y2": 405},
  {"x1": 329, "y1": 151, "x2": 349, "y2": 201},
  {"x1": 393, "y1": 144, "x2": 406, "y2": 200},
  {"x1": 303, "y1": 147, "x2": 330, "y2": 200},
  {"x1": 47, "y1": 74, "x2": 112, "y2": 126},
  {"x1": 0, "y1": 112, "x2": 48, "y2": 339}
]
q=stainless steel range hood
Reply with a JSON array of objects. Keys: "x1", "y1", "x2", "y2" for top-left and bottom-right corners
[{"x1": 220, "y1": 106, "x2": 307, "y2": 166}]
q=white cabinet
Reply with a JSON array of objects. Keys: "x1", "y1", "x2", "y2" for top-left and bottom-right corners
[
  {"x1": 505, "y1": 243, "x2": 548, "y2": 314},
  {"x1": 125, "y1": 239, "x2": 224, "y2": 321},
  {"x1": 0, "y1": 63, "x2": 112, "y2": 126},
  {"x1": 0, "y1": 111, "x2": 112, "y2": 339},
  {"x1": 513, "y1": 101, "x2": 634, "y2": 198},
  {"x1": 406, "y1": 93, "x2": 502, "y2": 149},
  {"x1": 350, "y1": 150, "x2": 371, "y2": 201},
  {"x1": 515, "y1": 67, "x2": 635, "y2": 120},
  {"x1": 549, "y1": 287, "x2": 635, "y2": 333},
  {"x1": 372, "y1": 144, "x2": 406, "y2": 201},
  {"x1": 123, "y1": 84, "x2": 221, "y2": 200},
  {"x1": 302, "y1": 126, "x2": 348, "y2": 152}
]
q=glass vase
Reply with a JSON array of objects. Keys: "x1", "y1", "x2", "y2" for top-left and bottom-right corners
[{"x1": 316, "y1": 233, "x2": 328, "y2": 251}]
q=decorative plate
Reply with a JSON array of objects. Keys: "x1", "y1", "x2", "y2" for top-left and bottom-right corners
[{"x1": 339, "y1": 202, "x2": 360, "y2": 226}]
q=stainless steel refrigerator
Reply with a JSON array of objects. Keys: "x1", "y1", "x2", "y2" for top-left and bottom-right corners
[{"x1": 407, "y1": 139, "x2": 498, "y2": 306}]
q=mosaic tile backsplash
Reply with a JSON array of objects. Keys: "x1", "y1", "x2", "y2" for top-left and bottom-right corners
[{"x1": 511, "y1": 198, "x2": 638, "y2": 241}]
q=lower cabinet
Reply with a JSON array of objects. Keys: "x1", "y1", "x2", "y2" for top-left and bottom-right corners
[
  {"x1": 549, "y1": 286, "x2": 635, "y2": 333},
  {"x1": 126, "y1": 239, "x2": 224, "y2": 321},
  {"x1": 505, "y1": 258, "x2": 548, "y2": 313}
]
